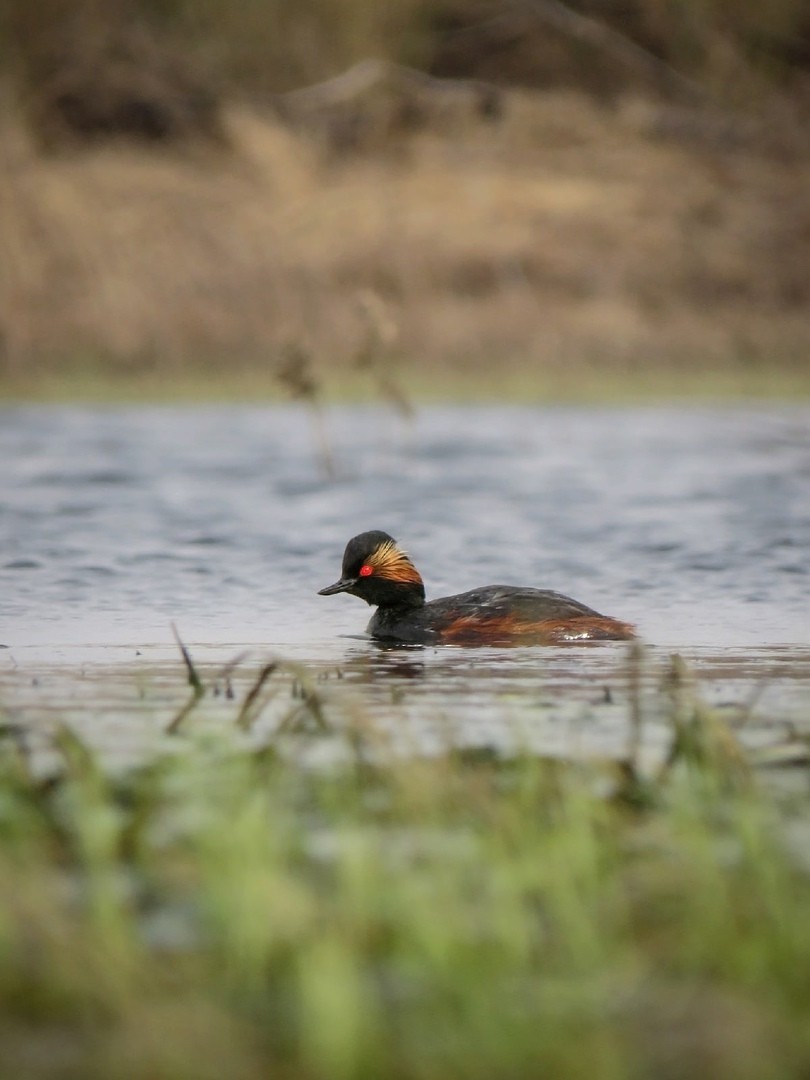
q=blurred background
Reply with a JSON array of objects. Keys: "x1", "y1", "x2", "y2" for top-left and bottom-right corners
[{"x1": 1, "y1": 0, "x2": 808, "y2": 399}]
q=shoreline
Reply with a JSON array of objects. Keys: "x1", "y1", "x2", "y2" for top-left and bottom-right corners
[{"x1": 3, "y1": 362, "x2": 810, "y2": 405}]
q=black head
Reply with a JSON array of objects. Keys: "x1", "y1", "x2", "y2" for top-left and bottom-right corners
[{"x1": 318, "y1": 530, "x2": 425, "y2": 608}]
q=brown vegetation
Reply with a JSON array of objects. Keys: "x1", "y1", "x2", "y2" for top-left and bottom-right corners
[{"x1": 0, "y1": 1, "x2": 808, "y2": 393}]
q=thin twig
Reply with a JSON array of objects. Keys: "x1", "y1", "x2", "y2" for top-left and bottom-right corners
[
  {"x1": 276, "y1": 57, "x2": 496, "y2": 112},
  {"x1": 236, "y1": 662, "x2": 279, "y2": 732},
  {"x1": 626, "y1": 639, "x2": 645, "y2": 772},
  {"x1": 171, "y1": 622, "x2": 203, "y2": 694},
  {"x1": 277, "y1": 665, "x2": 331, "y2": 735},
  {"x1": 166, "y1": 624, "x2": 205, "y2": 735},
  {"x1": 355, "y1": 290, "x2": 415, "y2": 420},
  {"x1": 276, "y1": 345, "x2": 337, "y2": 480},
  {"x1": 517, "y1": 0, "x2": 706, "y2": 104},
  {"x1": 657, "y1": 653, "x2": 692, "y2": 777}
]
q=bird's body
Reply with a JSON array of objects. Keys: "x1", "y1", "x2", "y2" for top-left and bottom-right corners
[{"x1": 319, "y1": 531, "x2": 635, "y2": 646}]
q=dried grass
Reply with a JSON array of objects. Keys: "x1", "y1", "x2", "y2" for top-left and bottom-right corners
[{"x1": 1, "y1": 86, "x2": 808, "y2": 385}]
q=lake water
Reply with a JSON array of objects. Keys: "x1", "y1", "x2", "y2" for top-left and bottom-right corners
[{"x1": 2, "y1": 403, "x2": 809, "y2": 766}]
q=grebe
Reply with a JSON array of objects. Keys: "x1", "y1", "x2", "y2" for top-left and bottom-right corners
[{"x1": 319, "y1": 531, "x2": 635, "y2": 645}]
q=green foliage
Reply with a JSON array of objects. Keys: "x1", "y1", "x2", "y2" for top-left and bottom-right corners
[{"x1": 1, "y1": 654, "x2": 810, "y2": 1078}]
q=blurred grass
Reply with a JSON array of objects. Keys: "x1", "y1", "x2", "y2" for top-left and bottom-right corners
[
  {"x1": 2, "y1": 652, "x2": 810, "y2": 1078},
  {"x1": 1, "y1": 92, "x2": 808, "y2": 398},
  {"x1": 0, "y1": 1, "x2": 808, "y2": 398},
  {"x1": 4, "y1": 0, "x2": 808, "y2": 97},
  {"x1": 3, "y1": 353, "x2": 810, "y2": 405}
]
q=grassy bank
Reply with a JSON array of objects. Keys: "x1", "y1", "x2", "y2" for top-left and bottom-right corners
[
  {"x1": 2, "y1": 653, "x2": 810, "y2": 1079},
  {"x1": 1, "y1": 87, "x2": 808, "y2": 399},
  {"x1": 1, "y1": 2, "x2": 808, "y2": 399},
  {"x1": 3, "y1": 352, "x2": 810, "y2": 405}
]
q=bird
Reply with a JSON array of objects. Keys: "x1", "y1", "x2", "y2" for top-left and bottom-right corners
[{"x1": 318, "y1": 530, "x2": 635, "y2": 645}]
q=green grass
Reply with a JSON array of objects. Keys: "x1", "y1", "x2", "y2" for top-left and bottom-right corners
[
  {"x1": 3, "y1": 354, "x2": 810, "y2": 405},
  {"x1": 1, "y1": 654, "x2": 810, "y2": 1079}
]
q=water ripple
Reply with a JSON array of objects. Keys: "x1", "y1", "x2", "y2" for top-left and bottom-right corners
[{"x1": 2, "y1": 403, "x2": 809, "y2": 649}]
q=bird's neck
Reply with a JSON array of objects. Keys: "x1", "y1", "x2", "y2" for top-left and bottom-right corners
[{"x1": 375, "y1": 579, "x2": 425, "y2": 610}]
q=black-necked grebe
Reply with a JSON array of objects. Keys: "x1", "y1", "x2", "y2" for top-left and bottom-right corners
[{"x1": 318, "y1": 530, "x2": 635, "y2": 645}]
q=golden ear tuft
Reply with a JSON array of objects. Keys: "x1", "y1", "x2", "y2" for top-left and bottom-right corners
[{"x1": 368, "y1": 541, "x2": 423, "y2": 585}]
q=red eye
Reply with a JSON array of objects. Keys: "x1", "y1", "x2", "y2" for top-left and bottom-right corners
[{"x1": 359, "y1": 564, "x2": 374, "y2": 577}]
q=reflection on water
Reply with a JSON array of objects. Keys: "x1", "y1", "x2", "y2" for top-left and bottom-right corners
[
  {"x1": 1, "y1": 642, "x2": 808, "y2": 773},
  {"x1": 1, "y1": 403, "x2": 809, "y2": 760}
]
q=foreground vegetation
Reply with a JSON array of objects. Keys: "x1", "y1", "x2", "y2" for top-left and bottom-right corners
[{"x1": 2, "y1": 651, "x2": 810, "y2": 1079}]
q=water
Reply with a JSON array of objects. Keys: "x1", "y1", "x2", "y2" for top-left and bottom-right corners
[
  {"x1": 3, "y1": 403, "x2": 809, "y2": 651},
  {"x1": 2, "y1": 403, "x2": 809, "y2": 764}
]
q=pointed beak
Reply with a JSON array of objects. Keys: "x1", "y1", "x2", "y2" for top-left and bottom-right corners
[{"x1": 318, "y1": 577, "x2": 356, "y2": 596}]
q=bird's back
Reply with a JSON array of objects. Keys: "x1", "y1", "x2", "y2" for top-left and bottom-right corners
[{"x1": 368, "y1": 585, "x2": 635, "y2": 645}]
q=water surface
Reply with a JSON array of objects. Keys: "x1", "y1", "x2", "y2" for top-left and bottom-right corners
[
  {"x1": 2, "y1": 404, "x2": 809, "y2": 762},
  {"x1": 3, "y1": 403, "x2": 809, "y2": 651}
]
